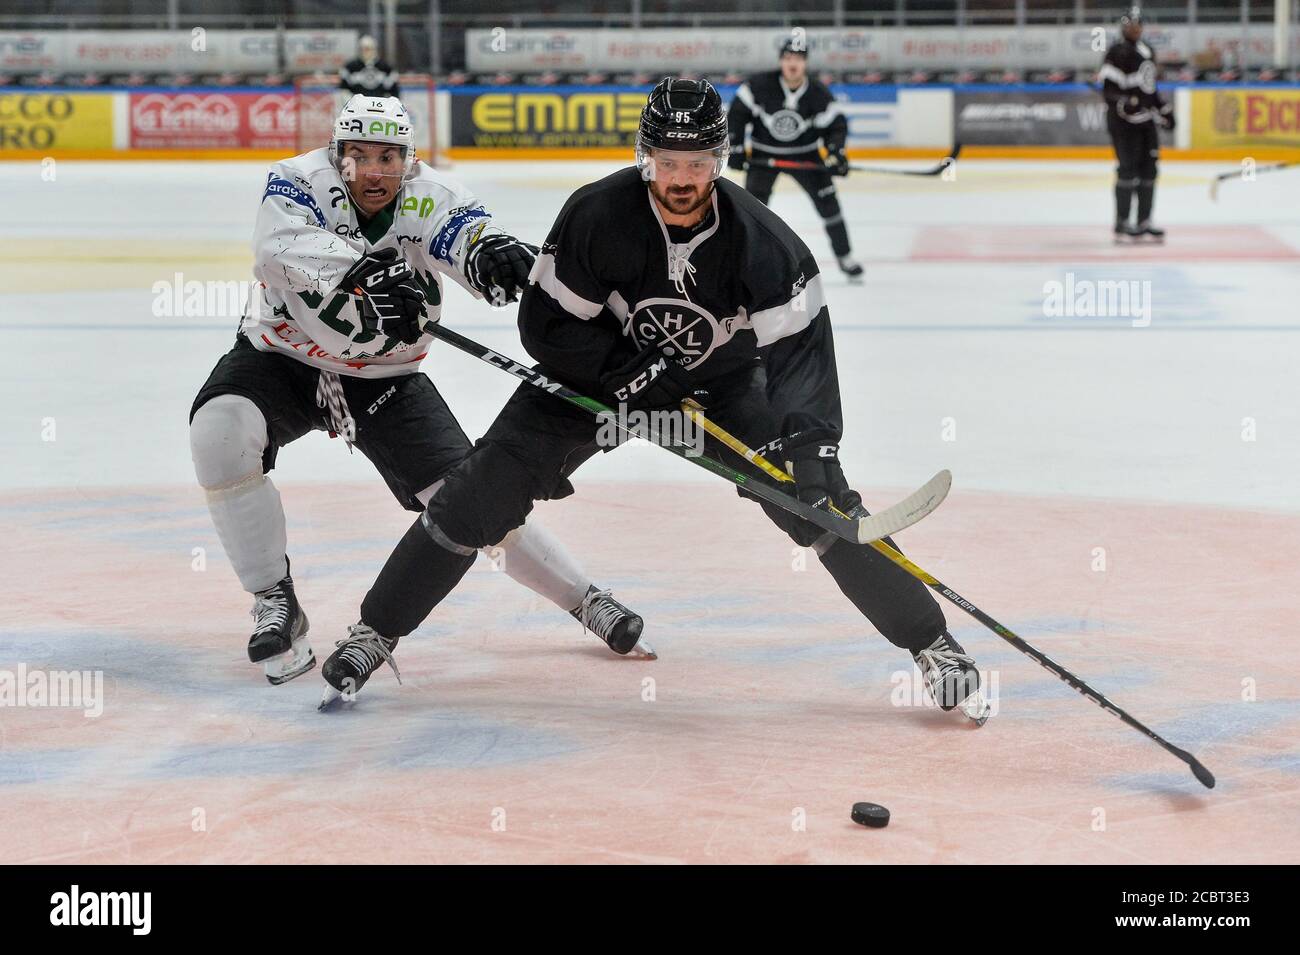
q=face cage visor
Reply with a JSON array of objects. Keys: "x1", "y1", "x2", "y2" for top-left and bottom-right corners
[
  {"x1": 636, "y1": 137, "x2": 730, "y2": 183},
  {"x1": 329, "y1": 138, "x2": 415, "y2": 181}
]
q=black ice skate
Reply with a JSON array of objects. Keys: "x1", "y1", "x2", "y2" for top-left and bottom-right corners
[
  {"x1": 838, "y1": 255, "x2": 865, "y2": 280},
  {"x1": 318, "y1": 622, "x2": 401, "y2": 709},
  {"x1": 572, "y1": 585, "x2": 655, "y2": 659},
  {"x1": 1135, "y1": 220, "x2": 1165, "y2": 241},
  {"x1": 1113, "y1": 221, "x2": 1142, "y2": 243},
  {"x1": 912, "y1": 631, "x2": 990, "y2": 726},
  {"x1": 247, "y1": 563, "x2": 314, "y2": 685}
]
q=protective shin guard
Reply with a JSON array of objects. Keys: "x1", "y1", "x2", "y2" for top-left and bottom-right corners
[
  {"x1": 816, "y1": 537, "x2": 947, "y2": 652},
  {"x1": 493, "y1": 521, "x2": 591, "y2": 612},
  {"x1": 360, "y1": 515, "x2": 477, "y2": 638},
  {"x1": 204, "y1": 474, "x2": 288, "y2": 593}
]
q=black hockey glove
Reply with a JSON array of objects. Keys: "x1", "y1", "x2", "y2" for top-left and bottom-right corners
[
  {"x1": 339, "y1": 248, "x2": 427, "y2": 345},
  {"x1": 1118, "y1": 94, "x2": 1144, "y2": 121},
  {"x1": 727, "y1": 147, "x2": 748, "y2": 172},
  {"x1": 600, "y1": 342, "x2": 703, "y2": 412},
  {"x1": 782, "y1": 433, "x2": 862, "y2": 516},
  {"x1": 465, "y1": 232, "x2": 539, "y2": 307},
  {"x1": 824, "y1": 144, "x2": 850, "y2": 177},
  {"x1": 1158, "y1": 104, "x2": 1176, "y2": 131}
]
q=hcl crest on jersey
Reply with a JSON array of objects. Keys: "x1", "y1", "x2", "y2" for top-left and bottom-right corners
[
  {"x1": 767, "y1": 108, "x2": 807, "y2": 141},
  {"x1": 631, "y1": 298, "x2": 735, "y2": 368}
]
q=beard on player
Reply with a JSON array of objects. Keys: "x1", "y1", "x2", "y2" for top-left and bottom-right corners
[{"x1": 648, "y1": 175, "x2": 714, "y2": 219}]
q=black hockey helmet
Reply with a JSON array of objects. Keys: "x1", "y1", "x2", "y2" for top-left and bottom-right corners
[
  {"x1": 780, "y1": 34, "x2": 809, "y2": 59},
  {"x1": 1120, "y1": 5, "x2": 1144, "y2": 27},
  {"x1": 635, "y1": 77, "x2": 730, "y2": 181}
]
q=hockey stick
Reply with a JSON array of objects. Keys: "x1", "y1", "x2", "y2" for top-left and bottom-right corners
[
  {"x1": 1209, "y1": 161, "x2": 1297, "y2": 201},
  {"x1": 745, "y1": 142, "x2": 961, "y2": 178},
  {"x1": 688, "y1": 413, "x2": 1217, "y2": 790},
  {"x1": 428, "y1": 324, "x2": 948, "y2": 546}
]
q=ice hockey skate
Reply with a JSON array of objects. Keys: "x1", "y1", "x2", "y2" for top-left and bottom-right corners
[
  {"x1": 572, "y1": 585, "x2": 655, "y2": 659},
  {"x1": 1113, "y1": 221, "x2": 1142, "y2": 243},
  {"x1": 913, "y1": 631, "x2": 988, "y2": 726},
  {"x1": 1135, "y1": 220, "x2": 1165, "y2": 241},
  {"x1": 318, "y1": 623, "x2": 401, "y2": 709},
  {"x1": 246, "y1": 567, "x2": 314, "y2": 685}
]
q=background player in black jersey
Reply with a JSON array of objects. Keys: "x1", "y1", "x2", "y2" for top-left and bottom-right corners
[
  {"x1": 321, "y1": 78, "x2": 988, "y2": 724},
  {"x1": 726, "y1": 36, "x2": 864, "y2": 280},
  {"x1": 339, "y1": 35, "x2": 400, "y2": 99},
  {"x1": 1100, "y1": 7, "x2": 1173, "y2": 241}
]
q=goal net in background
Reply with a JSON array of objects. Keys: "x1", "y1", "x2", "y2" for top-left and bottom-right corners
[{"x1": 294, "y1": 73, "x2": 444, "y2": 167}]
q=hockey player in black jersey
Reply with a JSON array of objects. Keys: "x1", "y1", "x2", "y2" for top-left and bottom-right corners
[
  {"x1": 726, "y1": 36, "x2": 864, "y2": 280},
  {"x1": 323, "y1": 78, "x2": 988, "y2": 724},
  {"x1": 1100, "y1": 7, "x2": 1173, "y2": 241},
  {"x1": 338, "y1": 35, "x2": 400, "y2": 98}
]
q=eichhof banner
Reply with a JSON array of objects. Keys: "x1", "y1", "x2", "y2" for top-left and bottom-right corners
[{"x1": 1191, "y1": 88, "x2": 1300, "y2": 148}]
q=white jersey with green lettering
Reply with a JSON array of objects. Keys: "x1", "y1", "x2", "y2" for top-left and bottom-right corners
[{"x1": 242, "y1": 147, "x2": 494, "y2": 378}]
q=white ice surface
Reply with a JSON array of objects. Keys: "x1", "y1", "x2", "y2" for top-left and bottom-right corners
[{"x1": 1, "y1": 158, "x2": 1296, "y2": 512}]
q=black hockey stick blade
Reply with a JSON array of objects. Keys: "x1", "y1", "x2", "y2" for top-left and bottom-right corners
[{"x1": 1181, "y1": 750, "x2": 1217, "y2": 789}]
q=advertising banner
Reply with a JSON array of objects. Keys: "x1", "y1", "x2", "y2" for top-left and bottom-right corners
[
  {"x1": 466, "y1": 25, "x2": 1300, "y2": 73},
  {"x1": 450, "y1": 86, "x2": 650, "y2": 149},
  {"x1": 1190, "y1": 88, "x2": 1300, "y2": 148},
  {"x1": 128, "y1": 90, "x2": 297, "y2": 150},
  {"x1": 954, "y1": 88, "x2": 1113, "y2": 145},
  {"x1": 449, "y1": 84, "x2": 898, "y2": 150},
  {"x1": 466, "y1": 29, "x2": 889, "y2": 74},
  {"x1": 0, "y1": 30, "x2": 356, "y2": 74},
  {"x1": 0, "y1": 92, "x2": 114, "y2": 150}
]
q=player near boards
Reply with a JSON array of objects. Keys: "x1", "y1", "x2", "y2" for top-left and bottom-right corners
[
  {"x1": 188, "y1": 94, "x2": 649, "y2": 687},
  {"x1": 326, "y1": 78, "x2": 989, "y2": 723},
  {"x1": 339, "y1": 35, "x2": 400, "y2": 98},
  {"x1": 725, "y1": 36, "x2": 864, "y2": 280},
  {"x1": 1100, "y1": 6, "x2": 1173, "y2": 241}
]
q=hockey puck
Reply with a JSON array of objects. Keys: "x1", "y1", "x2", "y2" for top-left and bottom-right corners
[{"x1": 851, "y1": 802, "x2": 890, "y2": 828}]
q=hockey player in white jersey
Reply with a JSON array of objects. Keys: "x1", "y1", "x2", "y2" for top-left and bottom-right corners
[{"x1": 189, "y1": 95, "x2": 651, "y2": 686}]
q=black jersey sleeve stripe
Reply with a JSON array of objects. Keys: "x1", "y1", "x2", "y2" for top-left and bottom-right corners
[
  {"x1": 529, "y1": 252, "x2": 605, "y2": 320},
  {"x1": 811, "y1": 103, "x2": 843, "y2": 128},
  {"x1": 1098, "y1": 62, "x2": 1136, "y2": 87},
  {"x1": 749, "y1": 272, "x2": 825, "y2": 347},
  {"x1": 735, "y1": 82, "x2": 758, "y2": 112}
]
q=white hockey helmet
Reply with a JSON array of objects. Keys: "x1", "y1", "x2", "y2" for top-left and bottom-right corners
[{"x1": 329, "y1": 94, "x2": 416, "y2": 178}]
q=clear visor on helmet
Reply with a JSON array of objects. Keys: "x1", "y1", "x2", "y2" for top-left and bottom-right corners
[
  {"x1": 635, "y1": 137, "x2": 729, "y2": 183},
  {"x1": 331, "y1": 139, "x2": 414, "y2": 180}
]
